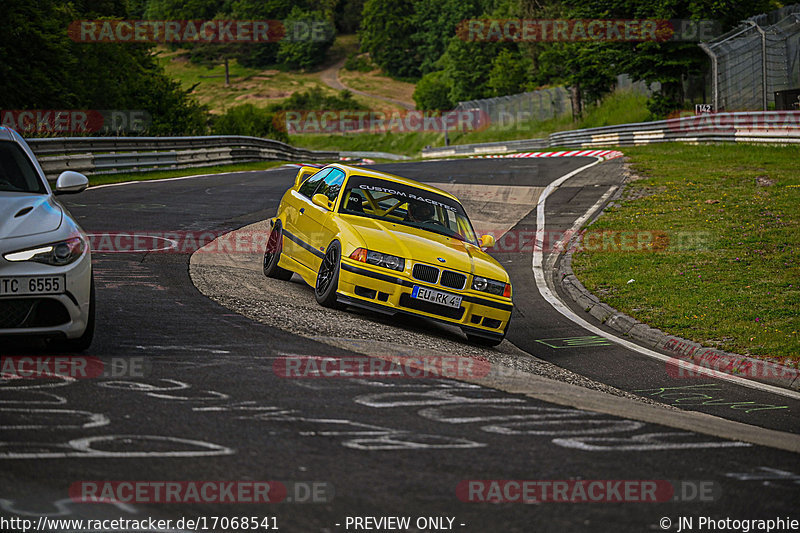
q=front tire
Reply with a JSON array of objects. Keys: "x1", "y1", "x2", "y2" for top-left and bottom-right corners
[
  {"x1": 263, "y1": 221, "x2": 293, "y2": 281},
  {"x1": 315, "y1": 241, "x2": 343, "y2": 308}
]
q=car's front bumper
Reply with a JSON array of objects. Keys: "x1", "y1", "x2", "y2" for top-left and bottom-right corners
[
  {"x1": 337, "y1": 259, "x2": 512, "y2": 339},
  {"x1": 0, "y1": 248, "x2": 92, "y2": 340}
]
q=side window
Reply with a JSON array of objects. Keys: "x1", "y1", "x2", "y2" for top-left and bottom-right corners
[
  {"x1": 298, "y1": 168, "x2": 331, "y2": 198},
  {"x1": 317, "y1": 169, "x2": 346, "y2": 203}
]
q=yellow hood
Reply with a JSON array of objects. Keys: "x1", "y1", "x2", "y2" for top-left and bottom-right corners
[{"x1": 340, "y1": 215, "x2": 509, "y2": 283}]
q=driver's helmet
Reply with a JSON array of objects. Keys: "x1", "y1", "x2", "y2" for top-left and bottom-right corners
[
  {"x1": 346, "y1": 192, "x2": 363, "y2": 212},
  {"x1": 408, "y1": 201, "x2": 434, "y2": 221}
]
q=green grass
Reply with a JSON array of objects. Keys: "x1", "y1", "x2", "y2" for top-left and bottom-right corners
[
  {"x1": 451, "y1": 90, "x2": 650, "y2": 145},
  {"x1": 289, "y1": 91, "x2": 651, "y2": 156},
  {"x1": 87, "y1": 160, "x2": 295, "y2": 186},
  {"x1": 291, "y1": 131, "x2": 446, "y2": 156},
  {"x1": 155, "y1": 36, "x2": 401, "y2": 114},
  {"x1": 572, "y1": 143, "x2": 799, "y2": 361},
  {"x1": 338, "y1": 68, "x2": 417, "y2": 106}
]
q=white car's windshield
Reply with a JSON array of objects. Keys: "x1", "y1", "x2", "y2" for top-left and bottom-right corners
[
  {"x1": 0, "y1": 141, "x2": 46, "y2": 194},
  {"x1": 339, "y1": 175, "x2": 478, "y2": 245}
]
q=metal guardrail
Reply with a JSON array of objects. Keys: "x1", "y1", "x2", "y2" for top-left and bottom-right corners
[
  {"x1": 421, "y1": 111, "x2": 800, "y2": 157},
  {"x1": 420, "y1": 138, "x2": 548, "y2": 158},
  {"x1": 25, "y1": 135, "x2": 339, "y2": 179}
]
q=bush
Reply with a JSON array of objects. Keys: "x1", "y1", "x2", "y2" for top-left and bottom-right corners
[
  {"x1": 269, "y1": 87, "x2": 366, "y2": 111},
  {"x1": 211, "y1": 105, "x2": 288, "y2": 142},
  {"x1": 413, "y1": 71, "x2": 454, "y2": 110},
  {"x1": 344, "y1": 53, "x2": 375, "y2": 72},
  {"x1": 646, "y1": 91, "x2": 682, "y2": 120}
]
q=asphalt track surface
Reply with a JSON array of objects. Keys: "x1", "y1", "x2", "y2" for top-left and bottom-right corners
[{"x1": 1, "y1": 158, "x2": 798, "y2": 532}]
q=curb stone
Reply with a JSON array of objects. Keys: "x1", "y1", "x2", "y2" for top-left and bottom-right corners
[{"x1": 554, "y1": 164, "x2": 800, "y2": 391}]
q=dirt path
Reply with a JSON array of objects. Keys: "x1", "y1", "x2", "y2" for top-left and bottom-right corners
[{"x1": 319, "y1": 58, "x2": 415, "y2": 110}]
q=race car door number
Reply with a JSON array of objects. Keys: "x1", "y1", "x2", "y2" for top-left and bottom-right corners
[
  {"x1": 411, "y1": 285, "x2": 462, "y2": 309},
  {"x1": 0, "y1": 275, "x2": 65, "y2": 296}
]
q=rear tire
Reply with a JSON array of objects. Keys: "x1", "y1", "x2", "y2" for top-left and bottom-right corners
[
  {"x1": 263, "y1": 221, "x2": 293, "y2": 281},
  {"x1": 314, "y1": 241, "x2": 343, "y2": 309}
]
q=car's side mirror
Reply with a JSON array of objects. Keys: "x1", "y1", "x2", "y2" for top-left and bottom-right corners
[
  {"x1": 312, "y1": 193, "x2": 332, "y2": 210},
  {"x1": 294, "y1": 166, "x2": 320, "y2": 189},
  {"x1": 479, "y1": 234, "x2": 495, "y2": 248},
  {"x1": 54, "y1": 171, "x2": 89, "y2": 195}
]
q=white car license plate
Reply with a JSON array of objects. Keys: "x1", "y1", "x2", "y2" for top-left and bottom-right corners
[
  {"x1": 411, "y1": 285, "x2": 462, "y2": 309},
  {"x1": 0, "y1": 275, "x2": 65, "y2": 296}
]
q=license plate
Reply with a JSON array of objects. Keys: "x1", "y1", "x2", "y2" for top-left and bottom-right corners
[
  {"x1": 0, "y1": 275, "x2": 65, "y2": 296},
  {"x1": 411, "y1": 285, "x2": 462, "y2": 309}
]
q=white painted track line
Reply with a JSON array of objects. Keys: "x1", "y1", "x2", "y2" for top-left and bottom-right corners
[{"x1": 531, "y1": 157, "x2": 800, "y2": 401}]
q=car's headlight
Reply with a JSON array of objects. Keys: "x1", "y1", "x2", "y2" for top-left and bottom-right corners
[
  {"x1": 349, "y1": 248, "x2": 405, "y2": 272},
  {"x1": 472, "y1": 276, "x2": 511, "y2": 297},
  {"x1": 4, "y1": 237, "x2": 86, "y2": 266}
]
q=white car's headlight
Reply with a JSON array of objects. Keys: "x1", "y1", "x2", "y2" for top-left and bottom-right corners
[{"x1": 4, "y1": 237, "x2": 86, "y2": 266}]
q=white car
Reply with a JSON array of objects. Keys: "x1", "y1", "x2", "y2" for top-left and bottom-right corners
[{"x1": 0, "y1": 127, "x2": 94, "y2": 351}]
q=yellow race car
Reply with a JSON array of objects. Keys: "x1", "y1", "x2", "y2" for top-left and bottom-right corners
[{"x1": 263, "y1": 163, "x2": 512, "y2": 346}]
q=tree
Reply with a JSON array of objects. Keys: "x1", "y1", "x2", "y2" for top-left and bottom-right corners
[
  {"x1": 438, "y1": 36, "x2": 504, "y2": 103},
  {"x1": 527, "y1": 0, "x2": 777, "y2": 118},
  {"x1": 413, "y1": 71, "x2": 454, "y2": 110},
  {"x1": 0, "y1": 0, "x2": 207, "y2": 134},
  {"x1": 411, "y1": 0, "x2": 489, "y2": 75},
  {"x1": 359, "y1": 0, "x2": 419, "y2": 78},
  {"x1": 334, "y1": 0, "x2": 365, "y2": 33},
  {"x1": 488, "y1": 49, "x2": 533, "y2": 96},
  {"x1": 277, "y1": 7, "x2": 335, "y2": 69}
]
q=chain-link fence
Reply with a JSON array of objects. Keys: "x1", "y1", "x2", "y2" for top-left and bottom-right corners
[
  {"x1": 452, "y1": 87, "x2": 572, "y2": 128},
  {"x1": 452, "y1": 76, "x2": 652, "y2": 127},
  {"x1": 700, "y1": 4, "x2": 800, "y2": 111}
]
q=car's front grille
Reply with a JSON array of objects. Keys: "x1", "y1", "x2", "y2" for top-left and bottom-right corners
[
  {"x1": 399, "y1": 293, "x2": 465, "y2": 320},
  {"x1": 412, "y1": 264, "x2": 439, "y2": 283},
  {"x1": 440, "y1": 270, "x2": 467, "y2": 290},
  {"x1": 0, "y1": 299, "x2": 36, "y2": 328},
  {"x1": 0, "y1": 298, "x2": 70, "y2": 328}
]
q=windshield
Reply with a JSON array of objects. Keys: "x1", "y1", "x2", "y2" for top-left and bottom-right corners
[
  {"x1": 339, "y1": 175, "x2": 478, "y2": 245},
  {"x1": 0, "y1": 141, "x2": 46, "y2": 194}
]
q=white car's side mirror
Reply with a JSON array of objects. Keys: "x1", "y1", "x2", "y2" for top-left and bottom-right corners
[{"x1": 54, "y1": 171, "x2": 89, "y2": 195}]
